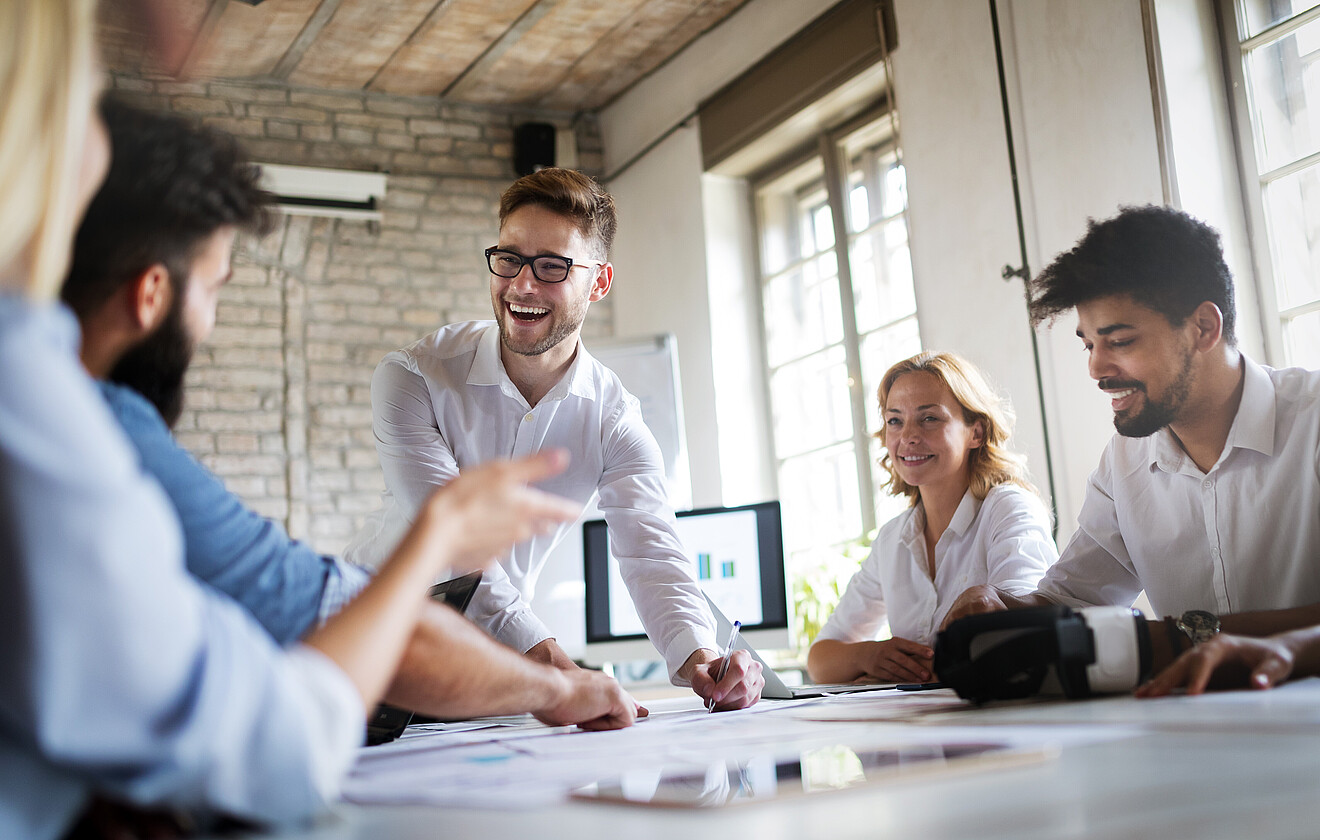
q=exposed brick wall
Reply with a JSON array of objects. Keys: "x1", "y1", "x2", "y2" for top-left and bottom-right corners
[{"x1": 109, "y1": 73, "x2": 611, "y2": 553}]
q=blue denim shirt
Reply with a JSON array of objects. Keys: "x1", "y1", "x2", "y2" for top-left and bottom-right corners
[{"x1": 98, "y1": 382, "x2": 369, "y2": 644}]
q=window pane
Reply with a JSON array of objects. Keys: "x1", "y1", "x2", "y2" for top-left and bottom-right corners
[
  {"x1": 1284, "y1": 309, "x2": 1320, "y2": 367},
  {"x1": 1261, "y1": 163, "x2": 1320, "y2": 310},
  {"x1": 1244, "y1": 16, "x2": 1320, "y2": 172},
  {"x1": 762, "y1": 252, "x2": 843, "y2": 367},
  {"x1": 858, "y1": 317, "x2": 924, "y2": 437},
  {"x1": 881, "y1": 164, "x2": 907, "y2": 219},
  {"x1": 778, "y1": 444, "x2": 863, "y2": 553},
  {"x1": 768, "y1": 345, "x2": 852, "y2": 458},
  {"x1": 1239, "y1": 0, "x2": 1320, "y2": 39},
  {"x1": 851, "y1": 218, "x2": 916, "y2": 334},
  {"x1": 756, "y1": 158, "x2": 826, "y2": 276}
]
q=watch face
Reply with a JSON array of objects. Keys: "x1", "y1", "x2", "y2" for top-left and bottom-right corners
[{"x1": 1179, "y1": 610, "x2": 1220, "y2": 643}]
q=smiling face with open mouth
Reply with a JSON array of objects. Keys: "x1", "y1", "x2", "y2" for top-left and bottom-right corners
[
  {"x1": 489, "y1": 204, "x2": 609, "y2": 363},
  {"x1": 882, "y1": 371, "x2": 985, "y2": 498},
  {"x1": 1075, "y1": 294, "x2": 1197, "y2": 438}
]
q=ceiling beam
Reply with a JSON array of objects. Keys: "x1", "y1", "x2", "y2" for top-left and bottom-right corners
[
  {"x1": 270, "y1": 0, "x2": 345, "y2": 80},
  {"x1": 442, "y1": 0, "x2": 562, "y2": 100}
]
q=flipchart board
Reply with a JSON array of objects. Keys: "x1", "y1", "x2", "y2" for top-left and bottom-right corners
[{"x1": 528, "y1": 334, "x2": 691, "y2": 659}]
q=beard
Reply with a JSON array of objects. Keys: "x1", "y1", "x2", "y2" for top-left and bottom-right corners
[
  {"x1": 1107, "y1": 348, "x2": 1194, "y2": 438},
  {"x1": 108, "y1": 297, "x2": 195, "y2": 428},
  {"x1": 494, "y1": 294, "x2": 588, "y2": 358}
]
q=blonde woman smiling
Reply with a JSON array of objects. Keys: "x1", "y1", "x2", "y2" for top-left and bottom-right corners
[{"x1": 807, "y1": 352, "x2": 1058, "y2": 685}]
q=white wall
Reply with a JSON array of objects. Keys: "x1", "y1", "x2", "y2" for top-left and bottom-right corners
[
  {"x1": 886, "y1": 0, "x2": 1053, "y2": 523},
  {"x1": 607, "y1": 123, "x2": 725, "y2": 507},
  {"x1": 602, "y1": 0, "x2": 840, "y2": 509}
]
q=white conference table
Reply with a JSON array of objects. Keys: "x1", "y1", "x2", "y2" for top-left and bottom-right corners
[{"x1": 250, "y1": 679, "x2": 1320, "y2": 840}]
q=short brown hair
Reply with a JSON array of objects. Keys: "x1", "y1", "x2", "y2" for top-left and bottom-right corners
[{"x1": 498, "y1": 167, "x2": 617, "y2": 260}]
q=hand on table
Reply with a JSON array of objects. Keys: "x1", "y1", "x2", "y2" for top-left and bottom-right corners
[
  {"x1": 534, "y1": 669, "x2": 644, "y2": 731},
  {"x1": 859, "y1": 637, "x2": 934, "y2": 683},
  {"x1": 1136, "y1": 633, "x2": 1296, "y2": 697}
]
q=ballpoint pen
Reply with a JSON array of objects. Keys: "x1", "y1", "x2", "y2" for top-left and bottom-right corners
[{"x1": 707, "y1": 620, "x2": 741, "y2": 713}]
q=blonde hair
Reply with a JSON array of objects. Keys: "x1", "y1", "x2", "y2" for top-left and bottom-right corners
[
  {"x1": 876, "y1": 351, "x2": 1036, "y2": 504},
  {"x1": 0, "y1": 0, "x2": 100, "y2": 301}
]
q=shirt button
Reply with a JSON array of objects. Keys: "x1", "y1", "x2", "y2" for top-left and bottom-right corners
[
  {"x1": 1202, "y1": 478, "x2": 1212, "y2": 489},
  {"x1": 524, "y1": 413, "x2": 534, "y2": 422}
]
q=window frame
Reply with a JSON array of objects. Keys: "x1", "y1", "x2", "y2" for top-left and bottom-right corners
[
  {"x1": 1219, "y1": 0, "x2": 1320, "y2": 365},
  {"x1": 748, "y1": 103, "x2": 914, "y2": 555}
]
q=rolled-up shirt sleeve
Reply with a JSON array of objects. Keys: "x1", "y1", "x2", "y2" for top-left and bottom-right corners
[{"x1": 597, "y1": 398, "x2": 718, "y2": 680}]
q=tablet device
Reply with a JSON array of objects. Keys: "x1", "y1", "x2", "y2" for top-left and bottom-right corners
[
  {"x1": 428, "y1": 569, "x2": 483, "y2": 612},
  {"x1": 365, "y1": 571, "x2": 484, "y2": 745}
]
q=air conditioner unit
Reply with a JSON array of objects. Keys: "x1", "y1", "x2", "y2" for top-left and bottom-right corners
[{"x1": 258, "y1": 163, "x2": 387, "y2": 221}]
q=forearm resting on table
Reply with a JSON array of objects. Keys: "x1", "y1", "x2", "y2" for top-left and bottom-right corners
[
  {"x1": 1220, "y1": 603, "x2": 1320, "y2": 637},
  {"x1": 807, "y1": 640, "x2": 865, "y2": 684},
  {"x1": 384, "y1": 602, "x2": 572, "y2": 719}
]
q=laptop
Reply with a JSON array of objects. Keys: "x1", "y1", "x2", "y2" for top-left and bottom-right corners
[
  {"x1": 365, "y1": 570, "x2": 484, "y2": 745},
  {"x1": 704, "y1": 595, "x2": 914, "y2": 699}
]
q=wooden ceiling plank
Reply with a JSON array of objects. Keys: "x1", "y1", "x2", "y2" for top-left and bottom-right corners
[
  {"x1": 368, "y1": 0, "x2": 541, "y2": 96},
  {"x1": 98, "y1": 0, "x2": 213, "y2": 76},
  {"x1": 535, "y1": 0, "x2": 699, "y2": 110},
  {"x1": 190, "y1": 0, "x2": 325, "y2": 79},
  {"x1": 443, "y1": 0, "x2": 564, "y2": 100},
  {"x1": 363, "y1": 0, "x2": 458, "y2": 90},
  {"x1": 271, "y1": 0, "x2": 346, "y2": 80},
  {"x1": 583, "y1": 0, "x2": 753, "y2": 111},
  {"x1": 176, "y1": 0, "x2": 230, "y2": 78},
  {"x1": 451, "y1": 0, "x2": 647, "y2": 106},
  {"x1": 289, "y1": 0, "x2": 449, "y2": 91}
]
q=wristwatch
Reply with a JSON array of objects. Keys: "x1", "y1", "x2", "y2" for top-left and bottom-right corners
[{"x1": 1175, "y1": 610, "x2": 1221, "y2": 645}]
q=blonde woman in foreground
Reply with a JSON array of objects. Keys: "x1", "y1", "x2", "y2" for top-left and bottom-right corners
[
  {"x1": 807, "y1": 351, "x2": 1058, "y2": 684},
  {"x1": 0, "y1": 3, "x2": 629, "y2": 838}
]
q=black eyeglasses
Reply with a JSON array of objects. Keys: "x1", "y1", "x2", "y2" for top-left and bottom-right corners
[{"x1": 484, "y1": 247, "x2": 601, "y2": 284}]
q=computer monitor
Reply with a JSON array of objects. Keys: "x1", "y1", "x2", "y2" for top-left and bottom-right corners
[{"x1": 581, "y1": 500, "x2": 791, "y2": 666}]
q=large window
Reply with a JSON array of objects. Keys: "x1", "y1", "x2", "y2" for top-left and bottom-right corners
[
  {"x1": 753, "y1": 111, "x2": 920, "y2": 580},
  {"x1": 1229, "y1": 0, "x2": 1320, "y2": 366}
]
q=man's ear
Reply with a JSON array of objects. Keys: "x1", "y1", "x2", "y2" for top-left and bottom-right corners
[
  {"x1": 588, "y1": 262, "x2": 613, "y2": 302},
  {"x1": 1188, "y1": 301, "x2": 1224, "y2": 352},
  {"x1": 131, "y1": 264, "x2": 173, "y2": 331}
]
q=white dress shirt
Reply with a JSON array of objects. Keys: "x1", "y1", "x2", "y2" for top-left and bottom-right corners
[
  {"x1": 0, "y1": 296, "x2": 362, "y2": 840},
  {"x1": 1037, "y1": 358, "x2": 1320, "y2": 616},
  {"x1": 816, "y1": 484, "x2": 1058, "y2": 647},
  {"x1": 345, "y1": 321, "x2": 717, "y2": 678}
]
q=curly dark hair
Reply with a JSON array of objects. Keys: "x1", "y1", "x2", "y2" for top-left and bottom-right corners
[
  {"x1": 61, "y1": 95, "x2": 275, "y2": 318},
  {"x1": 1029, "y1": 205, "x2": 1236, "y2": 345}
]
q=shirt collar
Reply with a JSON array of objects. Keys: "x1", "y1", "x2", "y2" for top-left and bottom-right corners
[
  {"x1": 467, "y1": 322, "x2": 595, "y2": 405},
  {"x1": 898, "y1": 488, "x2": 979, "y2": 545},
  {"x1": 1147, "y1": 355, "x2": 1275, "y2": 473}
]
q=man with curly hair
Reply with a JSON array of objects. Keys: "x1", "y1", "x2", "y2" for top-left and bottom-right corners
[{"x1": 943, "y1": 205, "x2": 1320, "y2": 679}]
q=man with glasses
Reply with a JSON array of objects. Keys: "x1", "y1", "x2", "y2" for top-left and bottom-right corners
[{"x1": 347, "y1": 168, "x2": 764, "y2": 711}]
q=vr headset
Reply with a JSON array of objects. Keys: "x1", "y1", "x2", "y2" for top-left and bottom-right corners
[{"x1": 934, "y1": 604, "x2": 1152, "y2": 704}]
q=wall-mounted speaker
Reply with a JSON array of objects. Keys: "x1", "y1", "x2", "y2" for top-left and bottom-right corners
[{"x1": 513, "y1": 122, "x2": 556, "y2": 177}]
